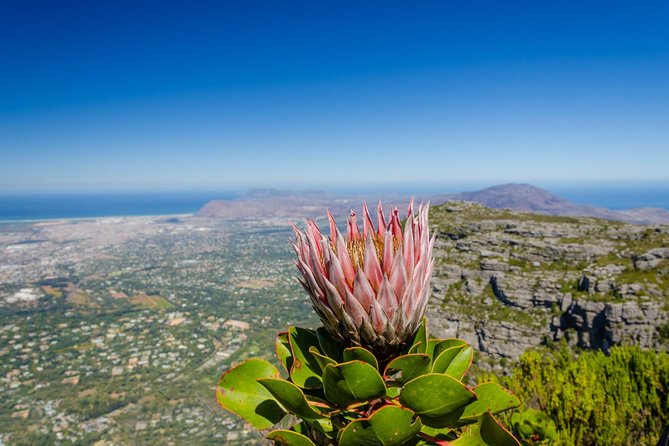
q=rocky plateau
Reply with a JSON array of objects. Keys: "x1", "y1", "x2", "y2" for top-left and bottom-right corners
[{"x1": 426, "y1": 201, "x2": 669, "y2": 370}]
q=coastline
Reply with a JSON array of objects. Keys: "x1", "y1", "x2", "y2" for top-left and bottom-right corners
[{"x1": 0, "y1": 213, "x2": 194, "y2": 224}]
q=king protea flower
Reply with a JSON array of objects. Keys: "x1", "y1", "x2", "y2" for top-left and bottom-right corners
[{"x1": 292, "y1": 200, "x2": 435, "y2": 357}]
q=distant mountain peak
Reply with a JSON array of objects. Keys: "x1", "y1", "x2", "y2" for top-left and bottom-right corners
[
  {"x1": 452, "y1": 184, "x2": 569, "y2": 212},
  {"x1": 446, "y1": 183, "x2": 669, "y2": 225}
]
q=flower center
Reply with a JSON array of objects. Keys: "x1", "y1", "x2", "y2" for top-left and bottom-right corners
[{"x1": 343, "y1": 235, "x2": 399, "y2": 269}]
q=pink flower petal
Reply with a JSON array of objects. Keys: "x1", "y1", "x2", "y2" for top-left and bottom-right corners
[
  {"x1": 377, "y1": 201, "x2": 387, "y2": 237},
  {"x1": 414, "y1": 258, "x2": 434, "y2": 319},
  {"x1": 347, "y1": 210, "x2": 361, "y2": 243},
  {"x1": 297, "y1": 258, "x2": 326, "y2": 304},
  {"x1": 369, "y1": 298, "x2": 388, "y2": 333},
  {"x1": 390, "y1": 207, "x2": 403, "y2": 244},
  {"x1": 307, "y1": 220, "x2": 323, "y2": 256},
  {"x1": 335, "y1": 234, "x2": 356, "y2": 287},
  {"x1": 362, "y1": 202, "x2": 375, "y2": 240},
  {"x1": 401, "y1": 273, "x2": 415, "y2": 318},
  {"x1": 344, "y1": 289, "x2": 370, "y2": 325},
  {"x1": 411, "y1": 256, "x2": 425, "y2": 296},
  {"x1": 403, "y1": 214, "x2": 415, "y2": 277},
  {"x1": 326, "y1": 247, "x2": 350, "y2": 296},
  {"x1": 363, "y1": 235, "x2": 383, "y2": 292},
  {"x1": 352, "y1": 269, "x2": 375, "y2": 311},
  {"x1": 291, "y1": 225, "x2": 308, "y2": 261},
  {"x1": 322, "y1": 278, "x2": 345, "y2": 318},
  {"x1": 377, "y1": 277, "x2": 399, "y2": 320},
  {"x1": 389, "y1": 245, "x2": 407, "y2": 301},
  {"x1": 390, "y1": 305, "x2": 407, "y2": 334},
  {"x1": 327, "y1": 209, "x2": 338, "y2": 244},
  {"x1": 382, "y1": 229, "x2": 395, "y2": 276},
  {"x1": 305, "y1": 230, "x2": 327, "y2": 285}
]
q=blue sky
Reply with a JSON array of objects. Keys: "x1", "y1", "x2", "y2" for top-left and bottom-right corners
[{"x1": 1, "y1": 1, "x2": 668, "y2": 193}]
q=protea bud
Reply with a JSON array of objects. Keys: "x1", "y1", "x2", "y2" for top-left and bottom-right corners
[{"x1": 292, "y1": 199, "x2": 435, "y2": 359}]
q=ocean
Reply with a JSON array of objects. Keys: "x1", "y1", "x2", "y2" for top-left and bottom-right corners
[
  {"x1": 0, "y1": 191, "x2": 238, "y2": 221},
  {"x1": 542, "y1": 183, "x2": 669, "y2": 211},
  {"x1": 0, "y1": 183, "x2": 667, "y2": 221}
]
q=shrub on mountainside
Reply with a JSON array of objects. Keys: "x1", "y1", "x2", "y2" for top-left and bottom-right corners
[{"x1": 487, "y1": 344, "x2": 669, "y2": 445}]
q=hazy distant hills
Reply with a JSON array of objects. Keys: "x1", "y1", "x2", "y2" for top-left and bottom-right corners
[
  {"x1": 443, "y1": 184, "x2": 669, "y2": 225},
  {"x1": 445, "y1": 183, "x2": 570, "y2": 212},
  {"x1": 196, "y1": 184, "x2": 669, "y2": 225},
  {"x1": 196, "y1": 189, "x2": 414, "y2": 220}
]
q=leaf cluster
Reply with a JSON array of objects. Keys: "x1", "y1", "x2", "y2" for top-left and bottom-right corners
[
  {"x1": 216, "y1": 319, "x2": 521, "y2": 445},
  {"x1": 510, "y1": 409, "x2": 557, "y2": 445}
]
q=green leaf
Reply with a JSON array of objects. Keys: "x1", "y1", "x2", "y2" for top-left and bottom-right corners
[
  {"x1": 384, "y1": 354, "x2": 431, "y2": 385},
  {"x1": 317, "y1": 326, "x2": 344, "y2": 362},
  {"x1": 432, "y1": 345, "x2": 474, "y2": 380},
  {"x1": 399, "y1": 374, "x2": 476, "y2": 427},
  {"x1": 479, "y1": 412, "x2": 520, "y2": 445},
  {"x1": 276, "y1": 331, "x2": 293, "y2": 373},
  {"x1": 304, "y1": 394, "x2": 332, "y2": 408},
  {"x1": 408, "y1": 342, "x2": 423, "y2": 354},
  {"x1": 289, "y1": 418, "x2": 336, "y2": 441},
  {"x1": 446, "y1": 346, "x2": 473, "y2": 380},
  {"x1": 420, "y1": 425, "x2": 454, "y2": 442},
  {"x1": 386, "y1": 386, "x2": 401, "y2": 398},
  {"x1": 424, "y1": 338, "x2": 443, "y2": 359},
  {"x1": 289, "y1": 327, "x2": 323, "y2": 389},
  {"x1": 216, "y1": 359, "x2": 286, "y2": 430},
  {"x1": 309, "y1": 346, "x2": 337, "y2": 371},
  {"x1": 410, "y1": 318, "x2": 428, "y2": 354},
  {"x1": 267, "y1": 430, "x2": 317, "y2": 446},
  {"x1": 452, "y1": 412, "x2": 520, "y2": 446},
  {"x1": 322, "y1": 360, "x2": 387, "y2": 407},
  {"x1": 311, "y1": 418, "x2": 335, "y2": 436},
  {"x1": 291, "y1": 421, "x2": 310, "y2": 435},
  {"x1": 343, "y1": 347, "x2": 379, "y2": 370},
  {"x1": 431, "y1": 344, "x2": 464, "y2": 373},
  {"x1": 339, "y1": 405, "x2": 422, "y2": 446},
  {"x1": 432, "y1": 339, "x2": 467, "y2": 358},
  {"x1": 258, "y1": 378, "x2": 324, "y2": 420},
  {"x1": 459, "y1": 383, "x2": 520, "y2": 423}
]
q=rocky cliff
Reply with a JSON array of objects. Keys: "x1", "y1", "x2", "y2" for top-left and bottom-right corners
[{"x1": 426, "y1": 201, "x2": 669, "y2": 370}]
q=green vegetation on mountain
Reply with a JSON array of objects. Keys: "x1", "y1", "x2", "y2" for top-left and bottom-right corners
[{"x1": 483, "y1": 344, "x2": 669, "y2": 445}]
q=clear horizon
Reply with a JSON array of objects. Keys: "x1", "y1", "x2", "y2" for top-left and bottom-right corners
[
  {"x1": 2, "y1": 181, "x2": 669, "y2": 223},
  {"x1": 2, "y1": 178, "x2": 669, "y2": 196},
  {"x1": 2, "y1": 1, "x2": 669, "y2": 193}
]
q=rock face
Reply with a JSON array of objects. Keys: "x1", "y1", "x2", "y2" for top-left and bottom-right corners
[{"x1": 426, "y1": 201, "x2": 669, "y2": 369}]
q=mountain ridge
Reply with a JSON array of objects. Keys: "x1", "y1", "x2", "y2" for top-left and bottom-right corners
[
  {"x1": 196, "y1": 183, "x2": 669, "y2": 225},
  {"x1": 445, "y1": 183, "x2": 669, "y2": 225}
]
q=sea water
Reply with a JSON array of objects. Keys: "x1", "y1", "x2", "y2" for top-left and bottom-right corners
[
  {"x1": 0, "y1": 191, "x2": 239, "y2": 221},
  {"x1": 542, "y1": 182, "x2": 669, "y2": 211}
]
